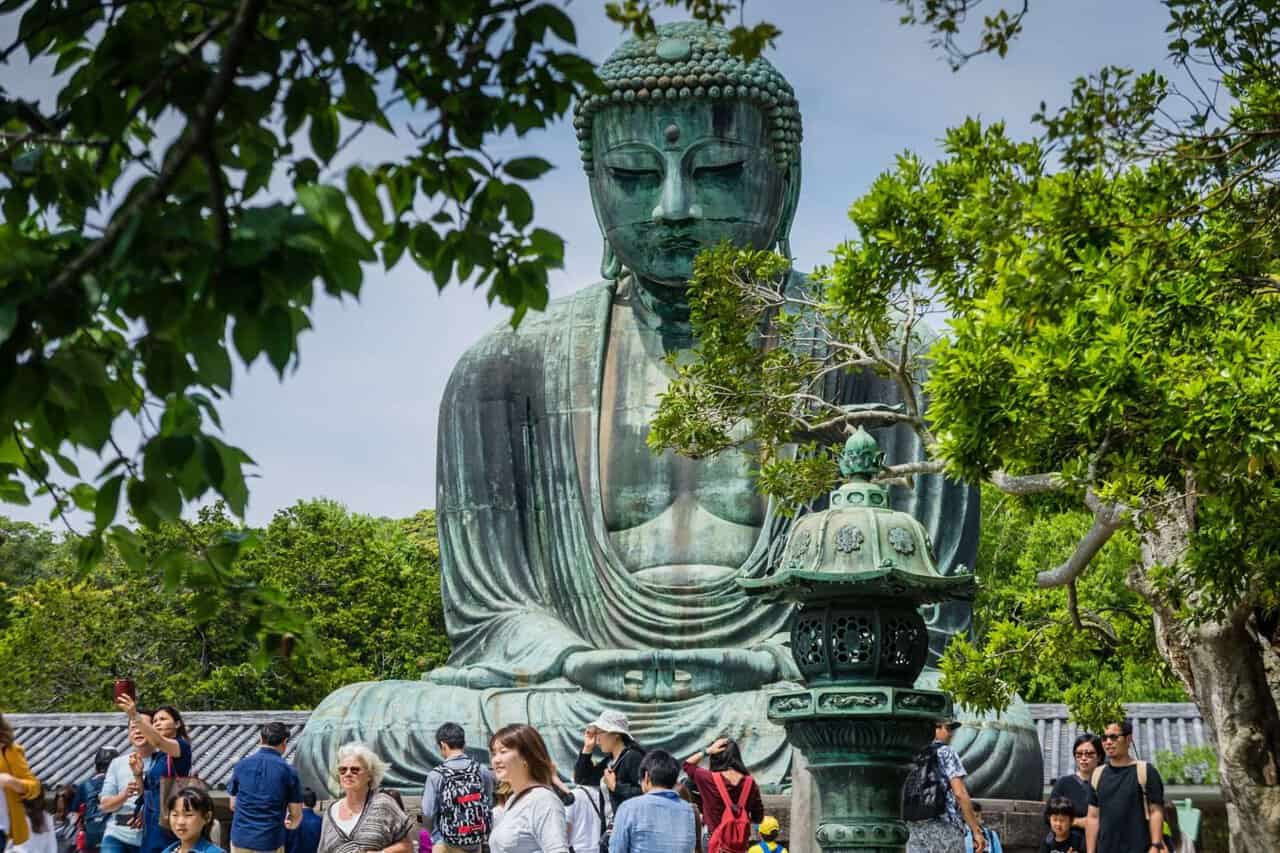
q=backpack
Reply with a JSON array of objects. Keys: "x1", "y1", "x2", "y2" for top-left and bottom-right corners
[
  {"x1": 76, "y1": 775, "x2": 109, "y2": 848},
  {"x1": 433, "y1": 760, "x2": 492, "y2": 847},
  {"x1": 1092, "y1": 762, "x2": 1150, "y2": 819},
  {"x1": 707, "y1": 773, "x2": 754, "y2": 853},
  {"x1": 900, "y1": 743, "x2": 948, "y2": 822}
]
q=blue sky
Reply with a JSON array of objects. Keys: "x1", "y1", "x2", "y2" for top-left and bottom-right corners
[{"x1": 2, "y1": 1, "x2": 1176, "y2": 526}]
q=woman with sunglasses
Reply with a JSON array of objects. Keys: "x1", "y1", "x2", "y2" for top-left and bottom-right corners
[
  {"x1": 1043, "y1": 733, "x2": 1103, "y2": 832},
  {"x1": 318, "y1": 743, "x2": 414, "y2": 853}
]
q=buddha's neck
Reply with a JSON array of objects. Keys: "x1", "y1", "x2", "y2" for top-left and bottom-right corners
[{"x1": 626, "y1": 275, "x2": 692, "y2": 351}]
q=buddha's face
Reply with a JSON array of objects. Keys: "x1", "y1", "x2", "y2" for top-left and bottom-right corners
[{"x1": 590, "y1": 99, "x2": 789, "y2": 286}]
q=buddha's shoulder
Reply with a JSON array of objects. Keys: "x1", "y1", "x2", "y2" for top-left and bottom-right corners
[{"x1": 444, "y1": 279, "x2": 614, "y2": 379}]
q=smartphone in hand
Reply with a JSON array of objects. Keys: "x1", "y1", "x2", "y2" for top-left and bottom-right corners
[{"x1": 113, "y1": 678, "x2": 137, "y2": 702}]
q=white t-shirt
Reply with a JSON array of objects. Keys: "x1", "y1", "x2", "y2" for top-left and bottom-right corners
[
  {"x1": 328, "y1": 803, "x2": 360, "y2": 835},
  {"x1": 101, "y1": 752, "x2": 144, "y2": 846},
  {"x1": 0, "y1": 788, "x2": 11, "y2": 836},
  {"x1": 15, "y1": 823, "x2": 58, "y2": 853},
  {"x1": 565, "y1": 788, "x2": 602, "y2": 853},
  {"x1": 487, "y1": 787, "x2": 568, "y2": 853}
]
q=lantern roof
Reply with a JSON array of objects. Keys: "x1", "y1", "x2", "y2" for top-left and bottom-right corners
[{"x1": 740, "y1": 428, "x2": 975, "y2": 604}]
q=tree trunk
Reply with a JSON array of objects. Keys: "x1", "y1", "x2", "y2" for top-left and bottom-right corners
[{"x1": 1131, "y1": 496, "x2": 1280, "y2": 853}]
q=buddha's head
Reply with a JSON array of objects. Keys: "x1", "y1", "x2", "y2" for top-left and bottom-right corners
[{"x1": 575, "y1": 22, "x2": 802, "y2": 288}]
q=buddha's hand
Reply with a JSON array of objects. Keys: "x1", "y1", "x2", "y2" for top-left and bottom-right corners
[
  {"x1": 426, "y1": 665, "x2": 534, "y2": 689},
  {"x1": 562, "y1": 648, "x2": 780, "y2": 701}
]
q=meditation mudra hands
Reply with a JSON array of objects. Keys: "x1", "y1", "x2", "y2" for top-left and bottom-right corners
[
  {"x1": 427, "y1": 647, "x2": 784, "y2": 700},
  {"x1": 563, "y1": 648, "x2": 782, "y2": 700}
]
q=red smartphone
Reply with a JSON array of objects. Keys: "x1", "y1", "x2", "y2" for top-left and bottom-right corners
[{"x1": 113, "y1": 678, "x2": 137, "y2": 702}]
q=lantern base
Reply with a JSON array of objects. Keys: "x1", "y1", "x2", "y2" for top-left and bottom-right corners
[{"x1": 769, "y1": 687, "x2": 952, "y2": 853}]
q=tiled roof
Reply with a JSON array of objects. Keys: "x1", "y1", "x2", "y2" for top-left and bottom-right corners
[
  {"x1": 8, "y1": 711, "x2": 310, "y2": 789},
  {"x1": 10, "y1": 704, "x2": 1216, "y2": 792},
  {"x1": 1029, "y1": 702, "x2": 1214, "y2": 785}
]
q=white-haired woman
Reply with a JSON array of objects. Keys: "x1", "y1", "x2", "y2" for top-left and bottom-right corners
[{"x1": 317, "y1": 743, "x2": 414, "y2": 853}]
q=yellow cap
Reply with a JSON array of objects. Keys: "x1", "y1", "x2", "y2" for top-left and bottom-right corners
[{"x1": 759, "y1": 816, "x2": 780, "y2": 835}]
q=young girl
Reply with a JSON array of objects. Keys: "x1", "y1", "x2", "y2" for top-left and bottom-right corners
[
  {"x1": 161, "y1": 787, "x2": 224, "y2": 853},
  {"x1": 16, "y1": 789, "x2": 57, "y2": 853}
]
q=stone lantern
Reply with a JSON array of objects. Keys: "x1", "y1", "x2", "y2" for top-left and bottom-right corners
[{"x1": 739, "y1": 427, "x2": 975, "y2": 853}]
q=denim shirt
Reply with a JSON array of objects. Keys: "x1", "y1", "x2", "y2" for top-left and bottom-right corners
[
  {"x1": 161, "y1": 839, "x2": 225, "y2": 853},
  {"x1": 608, "y1": 791, "x2": 695, "y2": 853}
]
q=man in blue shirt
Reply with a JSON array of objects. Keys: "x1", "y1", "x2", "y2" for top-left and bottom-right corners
[
  {"x1": 609, "y1": 750, "x2": 695, "y2": 853},
  {"x1": 228, "y1": 723, "x2": 304, "y2": 853},
  {"x1": 284, "y1": 790, "x2": 322, "y2": 853}
]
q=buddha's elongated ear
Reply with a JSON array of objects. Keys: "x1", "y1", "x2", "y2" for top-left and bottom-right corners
[
  {"x1": 589, "y1": 173, "x2": 622, "y2": 280},
  {"x1": 774, "y1": 158, "x2": 802, "y2": 262}
]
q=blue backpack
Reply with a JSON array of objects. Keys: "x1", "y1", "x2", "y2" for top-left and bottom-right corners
[{"x1": 76, "y1": 774, "x2": 110, "y2": 847}]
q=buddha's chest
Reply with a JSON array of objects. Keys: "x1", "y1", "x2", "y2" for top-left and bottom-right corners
[{"x1": 598, "y1": 303, "x2": 765, "y2": 535}]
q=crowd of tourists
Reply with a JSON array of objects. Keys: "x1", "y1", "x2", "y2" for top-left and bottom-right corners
[
  {"x1": 1, "y1": 704, "x2": 1195, "y2": 853},
  {"x1": 902, "y1": 717, "x2": 1193, "y2": 853}
]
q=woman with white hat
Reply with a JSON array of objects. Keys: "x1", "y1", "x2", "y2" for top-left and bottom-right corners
[{"x1": 572, "y1": 711, "x2": 645, "y2": 816}]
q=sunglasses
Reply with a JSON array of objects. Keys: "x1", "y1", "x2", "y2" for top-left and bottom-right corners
[
  {"x1": 1074, "y1": 750, "x2": 1098, "y2": 758},
  {"x1": 337, "y1": 766, "x2": 365, "y2": 775},
  {"x1": 1100, "y1": 733, "x2": 1125, "y2": 741}
]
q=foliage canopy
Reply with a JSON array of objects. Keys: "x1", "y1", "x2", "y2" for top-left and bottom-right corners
[
  {"x1": 0, "y1": 0, "x2": 780, "y2": 655},
  {"x1": 0, "y1": 500, "x2": 445, "y2": 711},
  {"x1": 649, "y1": 1, "x2": 1280, "y2": 729}
]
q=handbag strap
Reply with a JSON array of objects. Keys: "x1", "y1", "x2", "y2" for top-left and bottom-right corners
[{"x1": 166, "y1": 753, "x2": 174, "y2": 778}]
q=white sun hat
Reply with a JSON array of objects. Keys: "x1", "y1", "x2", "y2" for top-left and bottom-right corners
[{"x1": 587, "y1": 710, "x2": 633, "y2": 738}]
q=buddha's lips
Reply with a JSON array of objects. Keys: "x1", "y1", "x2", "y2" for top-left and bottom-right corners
[{"x1": 659, "y1": 236, "x2": 700, "y2": 250}]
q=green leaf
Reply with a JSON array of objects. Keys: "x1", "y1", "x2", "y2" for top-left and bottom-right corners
[
  {"x1": 505, "y1": 183, "x2": 533, "y2": 228},
  {"x1": 503, "y1": 157, "x2": 554, "y2": 180},
  {"x1": 192, "y1": 336, "x2": 234, "y2": 390},
  {"x1": 309, "y1": 109, "x2": 339, "y2": 163},
  {"x1": 339, "y1": 65, "x2": 385, "y2": 128},
  {"x1": 95, "y1": 473, "x2": 123, "y2": 529},
  {"x1": 0, "y1": 478, "x2": 30, "y2": 505},
  {"x1": 297, "y1": 183, "x2": 350, "y2": 236},
  {"x1": 69, "y1": 482, "x2": 96, "y2": 511},
  {"x1": 107, "y1": 524, "x2": 146, "y2": 571},
  {"x1": 156, "y1": 548, "x2": 187, "y2": 591},
  {"x1": 148, "y1": 477, "x2": 182, "y2": 522},
  {"x1": 75, "y1": 532, "x2": 104, "y2": 569},
  {"x1": 346, "y1": 166, "x2": 385, "y2": 235},
  {"x1": 262, "y1": 305, "x2": 294, "y2": 375},
  {"x1": 233, "y1": 316, "x2": 262, "y2": 365},
  {"x1": 0, "y1": 434, "x2": 24, "y2": 466},
  {"x1": 529, "y1": 228, "x2": 565, "y2": 266}
]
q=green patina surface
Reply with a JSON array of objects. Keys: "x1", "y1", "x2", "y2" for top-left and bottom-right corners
[{"x1": 296, "y1": 22, "x2": 1039, "y2": 802}]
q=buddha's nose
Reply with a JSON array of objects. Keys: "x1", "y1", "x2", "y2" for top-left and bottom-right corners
[{"x1": 652, "y1": 171, "x2": 703, "y2": 223}]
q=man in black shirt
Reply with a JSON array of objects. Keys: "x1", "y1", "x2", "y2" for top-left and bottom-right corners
[{"x1": 1086, "y1": 720, "x2": 1165, "y2": 853}]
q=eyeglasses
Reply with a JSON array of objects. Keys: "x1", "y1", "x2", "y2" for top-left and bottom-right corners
[
  {"x1": 1074, "y1": 750, "x2": 1097, "y2": 758},
  {"x1": 337, "y1": 766, "x2": 365, "y2": 775},
  {"x1": 1100, "y1": 733, "x2": 1124, "y2": 741}
]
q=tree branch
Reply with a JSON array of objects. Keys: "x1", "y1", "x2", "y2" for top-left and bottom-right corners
[
  {"x1": 1036, "y1": 492, "x2": 1129, "y2": 587},
  {"x1": 990, "y1": 470, "x2": 1066, "y2": 495},
  {"x1": 200, "y1": 141, "x2": 231, "y2": 261},
  {"x1": 42, "y1": 0, "x2": 264, "y2": 301}
]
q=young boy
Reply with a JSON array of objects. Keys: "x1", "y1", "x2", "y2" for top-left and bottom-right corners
[
  {"x1": 756, "y1": 816, "x2": 787, "y2": 853},
  {"x1": 1043, "y1": 797, "x2": 1086, "y2": 853},
  {"x1": 965, "y1": 802, "x2": 1004, "y2": 853}
]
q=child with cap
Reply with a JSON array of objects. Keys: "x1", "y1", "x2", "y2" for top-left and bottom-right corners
[{"x1": 756, "y1": 816, "x2": 786, "y2": 853}]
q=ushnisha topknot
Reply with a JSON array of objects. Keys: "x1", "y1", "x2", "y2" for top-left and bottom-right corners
[{"x1": 573, "y1": 21, "x2": 803, "y2": 173}]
